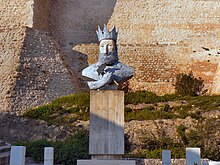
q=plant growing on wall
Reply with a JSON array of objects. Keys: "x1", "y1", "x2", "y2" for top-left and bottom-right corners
[{"x1": 175, "y1": 73, "x2": 205, "y2": 96}]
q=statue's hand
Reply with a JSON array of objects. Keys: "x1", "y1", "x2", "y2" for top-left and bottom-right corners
[
  {"x1": 102, "y1": 71, "x2": 113, "y2": 83},
  {"x1": 87, "y1": 71, "x2": 113, "y2": 89},
  {"x1": 97, "y1": 63, "x2": 106, "y2": 76}
]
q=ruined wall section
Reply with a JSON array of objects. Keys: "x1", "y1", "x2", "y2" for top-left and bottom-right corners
[
  {"x1": 0, "y1": 0, "x2": 34, "y2": 112},
  {"x1": 0, "y1": 0, "x2": 75, "y2": 112},
  {"x1": 11, "y1": 28, "x2": 74, "y2": 112},
  {"x1": 107, "y1": 0, "x2": 220, "y2": 94},
  {"x1": 10, "y1": 0, "x2": 75, "y2": 112}
]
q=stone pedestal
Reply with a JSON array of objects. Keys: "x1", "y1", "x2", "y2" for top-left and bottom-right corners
[
  {"x1": 90, "y1": 90, "x2": 124, "y2": 157},
  {"x1": 77, "y1": 90, "x2": 135, "y2": 165}
]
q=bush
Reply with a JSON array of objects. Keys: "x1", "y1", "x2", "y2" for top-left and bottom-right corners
[
  {"x1": 125, "y1": 90, "x2": 183, "y2": 105},
  {"x1": 176, "y1": 124, "x2": 188, "y2": 145},
  {"x1": 176, "y1": 118, "x2": 220, "y2": 161},
  {"x1": 126, "y1": 128, "x2": 186, "y2": 159},
  {"x1": 125, "y1": 90, "x2": 159, "y2": 104},
  {"x1": 54, "y1": 130, "x2": 89, "y2": 165},
  {"x1": 15, "y1": 129, "x2": 89, "y2": 165},
  {"x1": 23, "y1": 92, "x2": 90, "y2": 125},
  {"x1": 175, "y1": 73, "x2": 205, "y2": 96},
  {"x1": 140, "y1": 149, "x2": 162, "y2": 159}
]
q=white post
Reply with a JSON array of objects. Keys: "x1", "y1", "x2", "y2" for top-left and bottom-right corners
[
  {"x1": 9, "y1": 146, "x2": 26, "y2": 165},
  {"x1": 202, "y1": 159, "x2": 209, "y2": 165},
  {"x1": 44, "y1": 147, "x2": 54, "y2": 165},
  {"x1": 186, "y1": 148, "x2": 201, "y2": 165},
  {"x1": 162, "y1": 150, "x2": 171, "y2": 165}
]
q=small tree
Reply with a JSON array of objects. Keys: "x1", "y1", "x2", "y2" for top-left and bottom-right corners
[{"x1": 175, "y1": 73, "x2": 205, "y2": 96}]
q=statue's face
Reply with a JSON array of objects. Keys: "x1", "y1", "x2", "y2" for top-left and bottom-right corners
[
  {"x1": 99, "y1": 39, "x2": 115, "y2": 54},
  {"x1": 98, "y1": 39, "x2": 118, "y2": 65}
]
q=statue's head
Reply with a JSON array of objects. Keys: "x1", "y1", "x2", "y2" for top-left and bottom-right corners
[{"x1": 96, "y1": 25, "x2": 119, "y2": 65}]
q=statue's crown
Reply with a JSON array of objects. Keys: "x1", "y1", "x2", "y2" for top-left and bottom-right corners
[{"x1": 96, "y1": 24, "x2": 118, "y2": 42}]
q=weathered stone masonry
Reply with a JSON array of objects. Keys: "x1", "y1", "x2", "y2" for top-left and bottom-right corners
[
  {"x1": 1, "y1": 0, "x2": 220, "y2": 112},
  {"x1": 0, "y1": 0, "x2": 75, "y2": 112}
]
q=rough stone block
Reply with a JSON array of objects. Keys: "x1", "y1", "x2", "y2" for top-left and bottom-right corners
[
  {"x1": 89, "y1": 90, "x2": 124, "y2": 155},
  {"x1": 77, "y1": 160, "x2": 135, "y2": 165},
  {"x1": 9, "y1": 146, "x2": 26, "y2": 165},
  {"x1": 186, "y1": 148, "x2": 201, "y2": 165}
]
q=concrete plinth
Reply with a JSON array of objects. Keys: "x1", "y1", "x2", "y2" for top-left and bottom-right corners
[
  {"x1": 89, "y1": 90, "x2": 124, "y2": 155},
  {"x1": 77, "y1": 160, "x2": 135, "y2": 165}
]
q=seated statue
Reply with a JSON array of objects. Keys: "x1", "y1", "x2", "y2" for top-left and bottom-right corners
[{"x1": 82, "y1": 25, "x2": 134, "y2": 90}]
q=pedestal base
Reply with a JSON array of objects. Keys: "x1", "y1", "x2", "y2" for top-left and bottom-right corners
[
  {"x1": 89, "y1": 90, "x2": 124, "y2": 155},
  {"x1": 77, "y1": 160, "x2": 136, "y2": 165},
  {"x1": 91, "y1": 155, "x2": 122, "y2": 160}
]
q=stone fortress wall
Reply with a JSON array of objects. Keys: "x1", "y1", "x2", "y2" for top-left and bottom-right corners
[
  {"x1": 1, "y1": 0, "x2": 220, "y2": 112},
  {"x1": 0, "y1": 0, "x2": 75, "y2": 112}
]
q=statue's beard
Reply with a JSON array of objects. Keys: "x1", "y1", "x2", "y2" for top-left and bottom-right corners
[{"x1": 98, "y1": 51, "x2": 119, "y2": 65}]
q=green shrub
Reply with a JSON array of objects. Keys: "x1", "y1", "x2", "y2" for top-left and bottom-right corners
[
  {"x1": 173, "y1": 104, "x2": 192, "y2": 119},
  {"x1": 126, "y1": 129, "x2": 186, "y2": 159},
  {"x1": 175, "y1": 73, "x2": 205, "y2": 96},
  {"x1": 175, "y1": 118, "x2": 220, "y2": 161},
  {"x1": 27, "y1": 140, "x2": 53, "y2": 161},
  {"x1": 157, "y1": 93, "x2": 181, "y2": 102},
  {"x1": 55, "y1": 130, "x2": 89, "y2": 165},
  {"x1": 125, "y1": 106, "x2": 179, "y2": 122},
  {"x1": 125, "y1": 90, "x2": 159, "y2": 104},
  {"x1": 15, "y1": 129, "x2": 89, "y2": 165},
  {"x1": 176, "y1": 124, "x2": 188, "y2": 145},
  {"x1": 161, "y1": 104, "x2": 171, "y2": 112},
  {"x1": 140, "y1": 149, "x2": 162, "y2": 159},
  {"x1": 23, "y1": 92, "x2": 90, "y2": 125},
  {"x1": 125, "y1": 90, "x2": 184, "y2": 105},
  {"x1": 171, "y1": 148, "x2": 185, "y2": 158}
]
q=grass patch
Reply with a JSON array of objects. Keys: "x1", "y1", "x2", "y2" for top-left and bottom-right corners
[
  {"x1": 23, "y1": 92, "x2": 90, "y2": 125},
  {"x1": 125, "y1": 90, "x2": 181, "y2": 104},
  {"x1": 23, "y1": 90, "x2": 220, "y2": 123}
]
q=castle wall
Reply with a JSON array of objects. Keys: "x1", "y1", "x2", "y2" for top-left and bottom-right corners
[
  {"x1": 11, "y1": 28, "x2": 74, "y2": 113},
  {"x1": 0, "y1": 0, "x2": 34, "y2": 112},
  {"x1": 71, "y1": 0, "x2": 220, "y2": 94},
  {"x1": 49, "y1": 0, "x2": 220, "y2": 94},
  {"x1": 0, "y1": 0, "x2": 75, "y2": 112},
  {"x1": 107, "y1": 0, "x2": 220, "y2": 94},
  {"x1": 1, "y1": 0, "x2": 220, "y2": 111}
]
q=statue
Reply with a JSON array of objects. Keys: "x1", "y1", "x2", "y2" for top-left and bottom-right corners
[{"x1": 82, "y1": 25, "x2": 134, "y2": 90}]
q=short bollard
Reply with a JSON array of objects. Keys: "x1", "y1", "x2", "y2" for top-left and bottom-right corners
[
  {"x1": 10, "y1": 146, "x2": 26, "y2": 165},
  {"x1": 44, "y1": 147, "x2": 54, "y2": 165},
  {"x1": 186, "y1": 148, "x2": 201, "y2": 165},
  {"x1": 162, "y1": 150, "x2": 171, "y2": 165}
]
